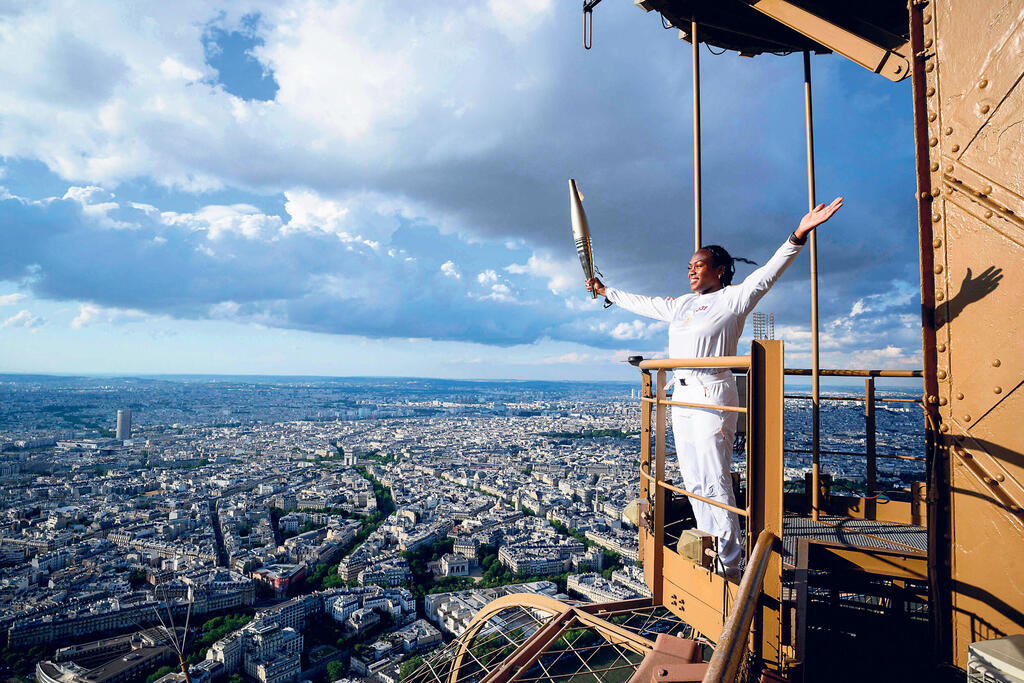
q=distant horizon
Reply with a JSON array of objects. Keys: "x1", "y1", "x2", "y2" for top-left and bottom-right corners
[{"x1": 0, "y1": 369, "x2": 922, "y2": 393}]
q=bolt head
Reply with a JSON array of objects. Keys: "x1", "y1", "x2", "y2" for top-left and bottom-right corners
[
  {"x1": 951, "y1": 144, "x2": 960, "y2": 153},
  {"x1": 926, "y1": 87, "x2": 936, "y2": 97},
  {"x1": 993, "y1": 359, "x2": 1001, "y2": 367},
  {"x1": 980, "y1": 104, "x2": 991, "y2": 114},
  {"x1": 944, "y1": 127, "x2": 953, "y2": 135},
  {"x1": 984, "y1": 210, "x2": 993, "y2": 218},
  {"x1": 979, "y1": 79, "x2": 988, "y2": 88},
  {"x1": 994, "y1": 386, "x2": 1002, "y2": 394},
  {"x1": 936, "y1": 343, "x2": 946, "y2": 351},
  {"x1": 928, "y1": 137, "x2": 938, "y2": 146},
  {"x1": 937, "y1": 369, "x2": 947, "y2": 379},
  {"x1": 956, "y1": 392, "x2": 964, "y2": 400}
]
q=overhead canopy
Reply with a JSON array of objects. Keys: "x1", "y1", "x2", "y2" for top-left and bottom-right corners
[{"x1": 634, "y1": 0, "x2": 911, "y2": 80}]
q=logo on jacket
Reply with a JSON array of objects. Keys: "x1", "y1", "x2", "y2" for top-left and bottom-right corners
[{"x1": 695, "y1": 305, "x2": 709, "y2": 313}]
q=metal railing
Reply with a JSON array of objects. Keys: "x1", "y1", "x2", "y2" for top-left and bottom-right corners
[
  {"x1": 636, "y1": 340, "x2": 785, "y2": 675},
  {"x1": 704, "y1": 530, "x2": 776, "y2": 683},
  {"x1": 782, "y1": 368, "x2": 924, "y2": 519}
]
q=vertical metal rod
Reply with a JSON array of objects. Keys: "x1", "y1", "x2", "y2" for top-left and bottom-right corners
[
  {"x1": 803, "y1": 50, "x2": 822, "y2": 521},
  {"x1": 865, "y1": 378, "x2": 877, "y2": 520},
  {"x1": 653, "y1": 369, "x2": 668, "y2": 604},
  {"x1": 692, "y1": 19, "x2": 702, "y2": 252}
]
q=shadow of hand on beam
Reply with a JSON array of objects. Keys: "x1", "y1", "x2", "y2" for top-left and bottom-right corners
[{"x1": 938, "y1": 266, "x2": 1003, "y2": 330}]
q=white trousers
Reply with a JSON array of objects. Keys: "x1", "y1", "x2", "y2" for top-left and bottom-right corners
[{"x1": 670, "y1": 374, "x2": 742, "y2": 570}]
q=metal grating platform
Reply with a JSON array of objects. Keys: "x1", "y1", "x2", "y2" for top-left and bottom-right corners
[{"x1": 781, "y1": 514, "x2": 927, "y2": 562}]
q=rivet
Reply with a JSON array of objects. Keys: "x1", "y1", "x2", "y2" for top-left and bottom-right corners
[
  {"x1": 926, "y1": 63, "x2": 934, "y2": 72},
  {"x1": 937, "y1": 369, "x2": 947, "y2": 379},
  {"x1": 946, "y1": 187, "x2": 954, "y2": 195},
  {"x1": 945, "y1": 165, "x2": 954, "y2": 173},
  {"x1": 936, "y1": 342, "x2": 946, "y2": 351},
  {"x1": 934, "y1": 264, "x2": 943, "y2": 274},
  {"x1": 980, "y1": 104, "x2": 990, "y2": 114},
  {"x1": 924, "y1": 38, "x2": 933, "y2": 48},
  {"x1": 929, "y1": 137, "x2": 938, "y2": 146},
  {"x1": 982, "y1": 475, "x2": 992, "y2": 483},
  {"x1": 932, "y1": 214, "x2": 942, "y2": 222},
  {"x1": 939, "y1": 397, "x2": 948, "y2": 405},
  {"x1": 658, "y1": 669, "x2": 668, "y2": 677},
  {"x1": 928, "y1": 112, "x2": 937, "y2": 122},
  {"x1": 935, "y1": 290, "x2": 945, "y2": 301},
  {"x1": 923, "y1": 14, "x2": 932, "y2": 23},
  {"x1": 960, "y1": 449, "x2": 970, "y2": 458},
  {"x1": 933, "y1": 238, "x2": 942, "y2": 248},
  {"x1": 927, "y1": 395, "x2": 938, "y2": 404},
  {"x1": 920, "y1": 191, "x2": 930, "y2": 199},
  {"x1": 944, "y1": 126, "x2": 953, "y2": 135},
  {"x1": 930, "y1": 162, "x2": 939, "y2": 171},
  {"x1": 964, "y1": 415, "x2": 972, "y2": 422},
  {"x1": 956, "y1": 392, "x2": 964, "y2": 400},
  {"x1": 983, "y1": 185, "x2": 992, "y2": 194},
  {"x1": 940, "y1": 424, "x2": 949, "y2": 432},
  {"x1": 951, "y1": 144, "x2": 960, "y2": 152},
  {"x1": 994, "y1": 386, "x2": 1002, "y2": 394},
  {"x1": 992, "y1": 359, "x2": 1001, "y2": 367},
  {"x1": 984, "y1": 210, "x2": 993, "y2": 218},
  {"x1": 996, "y1": 473, "x2": 1005, "y2": 482},
  {"x1": 978, "y1": 79, "x2": 988, "y2": 88}
]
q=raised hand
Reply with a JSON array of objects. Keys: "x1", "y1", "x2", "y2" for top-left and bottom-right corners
[
  {"x1": 586, "y1": 277, "x2": 606, "y2": 296},
  {"x1": 796, "y1": 196, "x2": 844, "y2": 239}
]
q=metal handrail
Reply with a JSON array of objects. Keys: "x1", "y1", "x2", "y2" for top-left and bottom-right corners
[
  {"x1": 640, "y1": 467, "x2": 750, "y2": 518},
  {"x1": 785, "y1": 368, "x2": 922, "y2": 377},
  {"x1": 784, "y1": 394, "x2": 920, "y2": 403},
  {"x1": 703, "y1": 529, "x2": 776, "y2": 683},
  {"x1": 640, "y1": 396, "x2": 748, "y2": 414},
  {"x1": 638, "y1": 356, "x2": 751, "y2": 371}
]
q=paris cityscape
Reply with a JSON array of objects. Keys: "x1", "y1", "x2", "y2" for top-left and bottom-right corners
[{"x1": 0, "y1": 374, "x2": 925, "y2": 683}]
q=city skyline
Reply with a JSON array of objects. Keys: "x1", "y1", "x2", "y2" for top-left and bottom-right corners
[{"x1": 0, "y1": 2, "x2": 921, "y2": 380}]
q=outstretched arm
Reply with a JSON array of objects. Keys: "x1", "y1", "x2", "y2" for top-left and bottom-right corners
[
  {"x1": 588, "y1": 277, "x2": 675, "y2": 322},
  {"x1": 731, "y1": 196, "x2": 843, "y2": 314}
]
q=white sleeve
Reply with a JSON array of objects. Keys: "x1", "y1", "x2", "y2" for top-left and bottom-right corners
[
  {"x1": 605, "y1": 287, "x2": 676, "y2": 322},
  {"x1": 728, "y1": 239, "x2": 803, "y2": 315}
]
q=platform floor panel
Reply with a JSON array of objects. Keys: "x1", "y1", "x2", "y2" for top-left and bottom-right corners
[{"x1": 780, "y1": 514, "x2": 927, "y2": 562}]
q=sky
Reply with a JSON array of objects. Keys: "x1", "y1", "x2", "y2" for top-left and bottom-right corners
[{"x1": 0, "y1": 1, "x2": 925, "y2": 383}]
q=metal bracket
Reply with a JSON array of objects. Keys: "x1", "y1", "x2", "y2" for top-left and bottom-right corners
[{"x1": 746, "y1": 0, "x2": 911, "y2": 81}]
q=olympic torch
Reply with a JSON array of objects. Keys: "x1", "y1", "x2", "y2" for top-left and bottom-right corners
[{"x1": 568, "y1": 179, "x2": 596, "y2": 299}]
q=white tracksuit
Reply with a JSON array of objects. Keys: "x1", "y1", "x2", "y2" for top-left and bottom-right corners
[{"x1": 606, "y1": 238, "x2": 803, "y2": 570}]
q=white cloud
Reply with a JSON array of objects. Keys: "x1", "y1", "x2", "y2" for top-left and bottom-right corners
[
  {"x1": 71, "y1": 303, "x2": 148, "y2": 329},
  {"x1": 477, "y1": 269, "x2": 498, "y2": 285},
  {"x1": 2, "y1": 310, "x2": 43, "y2": 329},
  {"x1": 507, "y1": 252, "x2": 578, "y2": 295},
  {"x1": 0, "y1": 293, "x2": 26, "y2": 306},
  {"x1": 440, "y1": 260, "x2": 461, "y2": 279},
  {"x1": 161, "y1": 203, "x2": 283, "y2": 240}
]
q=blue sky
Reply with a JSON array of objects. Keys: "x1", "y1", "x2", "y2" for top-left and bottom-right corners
[{"x1": 0, "y1": 1, "x2": 924, "y2": 381}]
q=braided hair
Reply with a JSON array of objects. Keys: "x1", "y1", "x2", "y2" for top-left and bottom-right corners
[{"x1": 699, "y1": 245, "x2": 757, "y2": 287}]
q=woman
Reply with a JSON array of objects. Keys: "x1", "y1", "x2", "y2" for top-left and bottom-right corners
[{"x1": 586, "y1": 197, "x2": 843, "y2": 574}]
